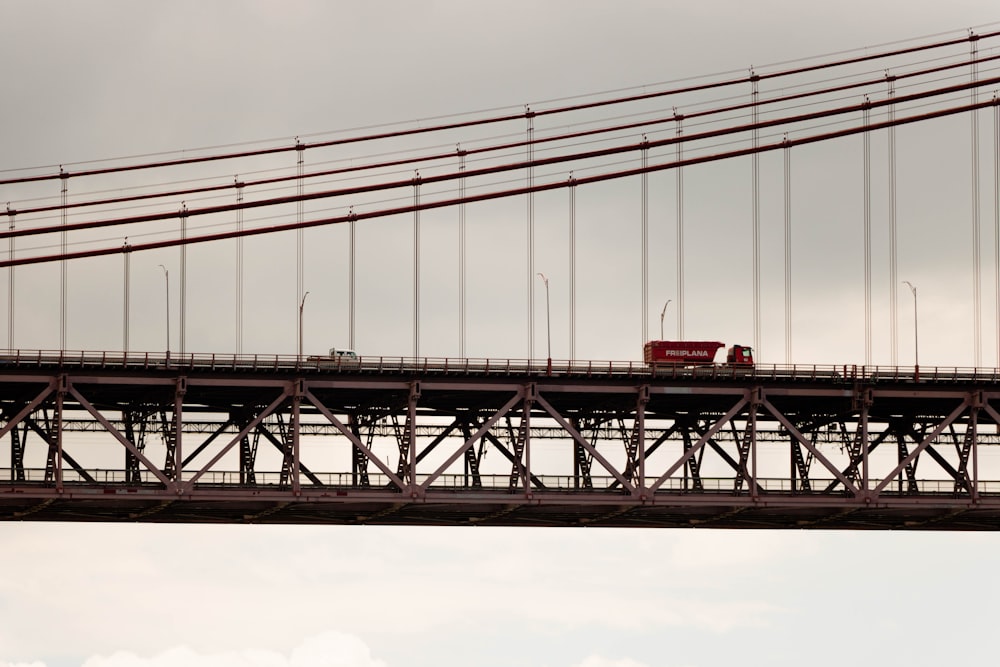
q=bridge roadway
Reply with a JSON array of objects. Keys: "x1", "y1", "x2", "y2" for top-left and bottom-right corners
[{"x1": 3, "y1": 350, "x2": 1000, "y2": 530}]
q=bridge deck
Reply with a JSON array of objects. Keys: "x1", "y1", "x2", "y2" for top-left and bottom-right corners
[{"x1": 3, "y1": 351, "x2": 1000, "y2": 529}]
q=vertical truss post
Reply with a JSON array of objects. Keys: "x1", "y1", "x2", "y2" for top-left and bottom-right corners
[
  {"x1": 163, "y1": 378, "x2": 185, "y2": 484},
  {"x1": 54, "y1": 376, "x2": 66, "y2": 490},
  {"x1": 509, "y1": 385, "x2": 534, "y2": 491},
  {"x1": 237, "y1": 410, "x2": 258, "y2": 486},
  {"x1": 349, "y1": 413, "x2": 370, "y2": 488},
  {"x1": 524, "y1": 384, "x2": 534, "y2": 496},
  {"x1": 894, "y1": 429, "x2": 919, "y2": 495},
  {"x1": 735, "y1": 388, "x2": 761, "y2": 496},
  {"x1": 750, "y1": 389, "x2": 759, "y2": 498},
  {"x1": 572, "y1": 417, "x2": 594, "y2": 490},
  {"x1": 622, "y1": 388, "x2": 649, "y2": 491},
  {"x1": 7, "y1": 409, "x2": 26, "y2": 482},
  {"x1": 291, "y1": 379, "x2": 302, "y2": 495},
  {"x1": 789, "y1": 427, "x2": 813, "y2": 492},
  {"x1": 956, "y1": 392, "x2": 980, "y2": 498},
  {"x1": 636, "y1": 385, "x2": 648, "y2": 494},
  {"x1": 852, "y1": 387, "x2": 873, "y2": 494},
  {"x1": 122, "y1": 409, "x2": 142, "y2": 485},
  {"x1": 407, "y1": 382, "x2": 420, "y2": 495},
  {"x1": 681, "y1": 421, "x2": 704, "y2": 491}
]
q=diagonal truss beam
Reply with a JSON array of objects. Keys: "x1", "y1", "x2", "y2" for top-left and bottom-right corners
[
  {"x1": 67, "y1": 384, "x2": 173, "y2": 487},
  {"x1": 0, "y1": 380, "x2": 57, "y2": 441},
  {"x1": 649, "y1": 395, "x2": 749, "y2": 493},
  {"x1": 761, "y1": 397, "x2": 858, "y2": 494},
  {"x1": 419, "y1": 389, "x2": 524, "y2": 491},
  {"x1": 533, "y1": 393, "x2": 634, "y2": 493},
  {"x1": 185, "y1": 387, "x2": 291, "y2": 488},
  {"x1": 872, "y1": 398, "x2": 970, "y2": 495},
  {"x1": 303, "y1": 388, "x2": 405, "y2": 490}
]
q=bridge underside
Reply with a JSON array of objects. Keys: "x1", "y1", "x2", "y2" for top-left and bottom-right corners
[
  {"x1": 4, "y1": 358, "x2": 1000, "y2": 530},
  {"x1": 5, "y1": 492, "x2": 1000, "y2": 530}
]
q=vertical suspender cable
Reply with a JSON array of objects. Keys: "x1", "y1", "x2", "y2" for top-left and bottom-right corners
[
  {"x1": 180, "y1": 202, "x2": 187, "y2": 355},
  {"x1": 994, "y1": 93, "x2": 999, "y2": 366},
  {"x1": 6, "y1": 205, "x2": 13, "y2": 351},
  {"x1": 526, "y1": 107, "x2": 535, "y2": 359},
  {"x1": 641, "y1": 136, "x2": 649, "y2": 345},
  {"x1": 414, "y1": 171, "x2": 421, "y2": 358},
  {"x1": 569, "y1": 173, "x2": 577, "y2": 360},
  {"x1": 123, "y1": 239, "x2": 130, "y2": 354},
  {"x1": 783, "y1": 135, "x2": 792, "y2": 364},
  {"x1": 675, "y1": 110, "x2": 685, "y2": 339},
  {"x1": 60, "y1": 168, "x2": 68, "y2": 350},
  {"x1": 993, "y1": 91, "x2": 1000, "y2": 366},
  {"x1": 751, "y1": 72, "x2": 762, "y2": 357},
  {"x1": 349, "y1": 207, "x2": 356, "y2": 352},
  {"x1": 863, "y1": 97, "x2": 872, "y2": 366},
  {"x1": 296, "y1": 140, "x2": 305, "y2": 353},
  {"x1": 458, "y1": 146, "x2": 467, "y2": 358},
  {"x1": 235, "y1": 178, "x2": 244, "y2": 355},
  {"x1": 971, "y1": 33, "x2": 983, "y2": 367},
  {"x1": 888, "y1": 73, "x2": 899, "y2": 366}
]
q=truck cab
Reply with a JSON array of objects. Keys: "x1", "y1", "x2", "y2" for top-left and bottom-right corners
[
  {"x1": 328, "y1": 348, "x2": 357, "y2": 358},
  {"x1": 726, "y1": 345, "x2": 753, "y2": 365}
]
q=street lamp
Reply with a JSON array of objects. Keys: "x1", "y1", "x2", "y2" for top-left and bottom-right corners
[
  {"x1": 298, "y1": 291, "x2": 310, "y2": 357},
  {"x1": 660, "y1": 299, "x2": 672, "y2": 340},
  {"x1": 903, "y1": 280, "x2": 918, "y2": 378},
  {"x1": 158, "y1": 264, "x2": 170, "y2": 362},
  {"x1": 537, "y1": 273, "x2": 551, "y2": 372}
]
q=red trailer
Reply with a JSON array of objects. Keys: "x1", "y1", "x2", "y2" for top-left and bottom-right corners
[
  {"x1": 644, "y1": 340, "x2": 725, "y2": 365},
  {"x1": 644, "y1": 341, "x2": 754, "y2": 366}
]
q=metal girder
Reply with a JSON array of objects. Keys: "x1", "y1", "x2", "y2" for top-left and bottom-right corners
[
  {"x1": 6, "y1": 367, "x2": 1000, "y2": 528},
  {"x1": 649, "y1": 394, "x2": 750, "y2": 493}
]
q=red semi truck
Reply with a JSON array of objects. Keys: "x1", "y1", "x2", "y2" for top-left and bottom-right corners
[{"x1": 643, "y1": 340, "x2": 754, "y2": 366}]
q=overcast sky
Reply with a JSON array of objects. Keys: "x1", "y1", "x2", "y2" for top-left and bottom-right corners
[{"x1": 3, "y1": 2, "x2": 1000, "y2": 666}]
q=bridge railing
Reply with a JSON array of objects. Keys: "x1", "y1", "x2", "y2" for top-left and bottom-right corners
[
  {"x1": 4, "y1": 467, "x2": 1000, "y2": 496},
  {"x1": 1, "y1": 349, "x2": 999, "y2": 384}
]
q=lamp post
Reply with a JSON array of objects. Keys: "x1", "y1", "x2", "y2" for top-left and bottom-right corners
[
  {"x1": 537, "y1": 273, "x2": 551, "y2": 374},
  {"x1": 903, "y1": 280, "x2": 918, "y2": 380},
  {"x1": 298, "y1": 291, "x2": 310, "y2": 357},
  {"x1": 660, "y1": 299, "x2": 672, "y2": 340},
  {"x1": 158, "y1": 264, "x2": 170, "y2": 363}
]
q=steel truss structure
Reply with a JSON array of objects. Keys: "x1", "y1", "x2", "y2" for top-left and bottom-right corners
[{"x1": 5, "y1": 356, "x2": 1000, "y2": 529}]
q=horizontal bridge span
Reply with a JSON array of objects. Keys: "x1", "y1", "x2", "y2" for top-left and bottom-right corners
[{"x1": 3, "y1": 357, "x2": 1000, "y2": 529}]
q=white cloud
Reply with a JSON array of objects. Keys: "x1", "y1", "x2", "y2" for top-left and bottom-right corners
[
  {"x1": 667, "y1": 530, "x2": 819, "y2": 572},
  {"x1": 79, "y1": 632, "x2": 385, "y2": 667},
  {"x1": 572, "y1": 657, "x2": 684, "y2": 667}
]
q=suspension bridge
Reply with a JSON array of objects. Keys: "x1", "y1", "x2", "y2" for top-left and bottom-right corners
[{"x1": 2, "y1": 29, "x2": 1000, "y2": 528}]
